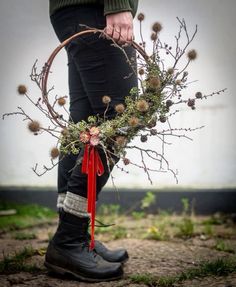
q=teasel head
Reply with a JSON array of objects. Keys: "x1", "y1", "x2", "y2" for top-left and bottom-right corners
[
  {"x1": 148, "y1": 76, "x2": 161, "y2": 89},
  {"x1": 28, "y1": 120, "x2": 40, "y2": 133},
  {"x1": 128, "y1": 116, "x2": 139, "y2": 127},
  {"x1": 50, "y1": 147, "x2": 60, "y2": 159},
  {"x1": 115, "y1": 103, "x2": 125, "y2": 114},
  {"x1": 57, "y1": 97, "x2": 66, "y2": 106},
  {"x1": 17, "y1": 85, "x2": 27, "y2": 95},
  {"x1": 102, "y1": 95, "x2": 111, "y2": 104},
  {"x1": 152, "y1": 22, "x2": 162, "y2": 33},
  {"x1": 136, "y1": 99, "x2": 149, "y2": 112},
  {"x1": 187, "y1": 49, "x2": 197, "y2": 61},
  {"x1": 167, "y1": 68, "x2": 174, "y2": 75}
]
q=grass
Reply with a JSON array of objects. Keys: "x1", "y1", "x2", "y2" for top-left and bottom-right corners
[
  {"x1": 129, "y1": 257, "x2": 236, "y2": 286},
  {"x1": 0, "y1": 201, "x2": 57, "y2": 231},
  {"x1": 214, "y1": 239, "x2": 235, "y2": 254},
  {"x1": 13, "y1": 231, "x2": 37, "y2": 240},
  {"x1": 0, "y1": 246, "x2": 42, "y2": 274}
]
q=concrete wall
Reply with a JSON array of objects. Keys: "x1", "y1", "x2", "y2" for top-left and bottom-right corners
[{"x1": 0, "y1": 0, "x2": 235, "y2": 189}]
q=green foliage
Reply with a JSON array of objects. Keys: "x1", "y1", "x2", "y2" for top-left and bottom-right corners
[
  {"x1": 177, "y1": 217, "x2": 195, "y2": 238},
  {"x1": 0, "y1": 201, "x2": 56, "y2": 231},
  {"x1": 13, "y1": 232, "x2": 37, "y2": 240},
  {"x1": 214, "y1": 239, "x2": 235, "y2": 254},
  {"x1": 131, "y1": 211, "x2": 146, "y2": 220},
  {"x1": 181, "y1": 197, "x2": 190, "y2": 215},
  {"x1": 129, "y1": 257, "x2": 236, "y2": 286},
  {"x1": 203, "y1": 223, "x2": 214, "y2": 237},
  {"x1": 141, "y1": 191, "x2": 156, "y2": 210},
  {"x1": 0, "y1": 246, "x2": 40, "y2": 274},
  {"x1": 145, "y1": 224, "x2": 168, "y2": 241},
  {"x1": 97, "y1": 204, "x2": 121, "y2": 217}
]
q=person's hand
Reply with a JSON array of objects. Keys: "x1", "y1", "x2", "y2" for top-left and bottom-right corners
[{"x1": 105, "y1": 11, "x2": 133, "y2": 45}]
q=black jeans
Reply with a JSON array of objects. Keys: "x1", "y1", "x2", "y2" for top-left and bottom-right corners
[{"x1": 50, "y1": 5, "x2": 138, "y2": 199}]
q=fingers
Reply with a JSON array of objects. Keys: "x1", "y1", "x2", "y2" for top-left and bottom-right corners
[{"x1": 105, "y1": 12, "x2": 134, "y2": 46}]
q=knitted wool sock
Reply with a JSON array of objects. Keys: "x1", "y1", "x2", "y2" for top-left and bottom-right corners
[{"x1": 61, "y1": 191, "x2": 90, "y2": 218}]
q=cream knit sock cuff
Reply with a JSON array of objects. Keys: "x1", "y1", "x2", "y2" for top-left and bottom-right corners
[{"x1": 63, "y1": 192, "x2": 90, "y2": 218}]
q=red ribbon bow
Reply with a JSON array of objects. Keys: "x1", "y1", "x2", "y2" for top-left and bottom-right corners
[{"x1": 81, "y1": 144, "x2": 104, "y2": 250}]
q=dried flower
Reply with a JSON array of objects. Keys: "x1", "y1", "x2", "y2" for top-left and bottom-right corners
[
  {"x1": 128, "y1": 116, "x2": 139, "y2": 127},
  {"x1": 151, "y1": 32, "x2": 158, "y2": 41},
  {"x1": 57, "y1": 97, "x2": 66, "y2": 106},
  {"x1": 17, "y1": 85, "x2": 27, "y2": 95},
  {"x1": 159, "y1": 115, "x2": 167, "y2": 123},
  {"x1": 152, "y1": 22, "x2": 162, "y2": 33},
  {"x1": 115, "y1": 103, "x2": 125, "y2": 114},
  {"x1": 115, "y1": 136, "x2": 127, "y2": 146},
  {"x1": 89, "y1": 126, "x2": 100, "y2": 136},
  {"x1": 187, "y1": 49, "x2": 197, "y2": 61},
  {"x1": 90, "y1": 135, "x2": 100, "y2": 146},
  {"x1": 141, "y1": 135, "x2": 148, "y2": 142},
  {"x1": 79, "y1": 131, "x2": 90, "y2": 143},
  {"x1": 136, "y1": 99, "x2": 149, "y2": 112},
  {"x1": 137, "y1": 13, "x2": 145, "y2": 21},
  {"x1": 195, "y1": 92, "x2": 202, "y2": 99},
  {"x1": 149, "y1": 76, "x2": 161, "y2": 89},
  {"x1": 123, "y1": 158, "x2": 130, "y2": 165},
  {"x1": 102, "y1": 95, "x2": 111, "y2": 104},
  {"x1": 28, "y1": 120, "x2": 40, "y2": 133},
  {"x1": 50, "y1": 147, "x2": 60, "y2": 159},
  {"x1": 138, "y1": 68, "x2": 145, "y2": 76},
  {"x1": 167, "y1": 68, "x2": 174, "y2": 75}
]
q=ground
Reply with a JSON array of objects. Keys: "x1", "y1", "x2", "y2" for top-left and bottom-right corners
[{"x1": 0, "y1": 200, "x2": 236, "y2": 287}]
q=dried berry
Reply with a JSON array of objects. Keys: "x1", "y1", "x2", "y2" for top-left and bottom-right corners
[
  {"x1": 166, "y1": 100, "x2": 173, "y2": 107},
  {"x1": 137, "y1": 13, "x2": 145, "y2": 21},
  {"x1": 195, "y1": 92, "x2": 202, "y2": 99},
  {"x1": 150, "y1": 129, "x2": 157, "y2": 135},
  {"x1": 123, "y1": 158, "x2": 130, "y2": 165},
  {"x1": 50, "y1": 147, "x2": 60, "y2": 159},
  {"x1": 141, "y1": 135, "x2": 148, "y2": 142},
  {"x1": 159, "y1": 116, "x2": 167, "y2": 123},
  {"x1": 57, "y1": 97, "x2": 66, "y2": 106},
  {"x1": 187, "y1": 98, "x2": 195, "y2": 107}
]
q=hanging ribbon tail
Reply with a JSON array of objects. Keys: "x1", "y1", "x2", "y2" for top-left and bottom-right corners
[{"x1": 81, "y1": 144, "x2": 104, "y2": 250}]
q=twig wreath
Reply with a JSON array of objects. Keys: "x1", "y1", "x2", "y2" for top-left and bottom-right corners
[{"x1": 3, "y1": 15, "x2": 226, "y2": 185}]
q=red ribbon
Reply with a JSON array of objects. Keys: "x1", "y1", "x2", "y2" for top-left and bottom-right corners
[{"x1": 81, "y1": 144, "x2": 104, "y2": 250}]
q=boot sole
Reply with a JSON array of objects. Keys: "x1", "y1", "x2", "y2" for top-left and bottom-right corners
[{"x1": 44, "y1": 261, "x2": 123, "y2": 282}]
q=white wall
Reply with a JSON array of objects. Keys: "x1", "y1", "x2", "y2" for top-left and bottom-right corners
[{"x1": 0, "y1": 0, "x2": 235, "y2": 189}]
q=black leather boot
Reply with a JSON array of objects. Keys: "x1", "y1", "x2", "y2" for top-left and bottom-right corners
[
  {"x1": 93, "y1": 237, "x2": 129, "y2": 263},
  {"x1": 44, "y1": 210, "x2": 123, "y2": 282}
]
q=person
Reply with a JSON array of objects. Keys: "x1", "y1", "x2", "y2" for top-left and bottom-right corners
[{"x1": 45, "y1": 0, "x2": 139, "y2": 282}]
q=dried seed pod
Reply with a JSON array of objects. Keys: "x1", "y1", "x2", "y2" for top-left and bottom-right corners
[
  {"x1": 140, "y1": 134, "x2": 148, "y2": 142},
  {"x1": 17, "y1": 85, "x2": 27, "y2": 95},
  {"x1": 102, "y1": 95, "x2": 111, "y2": 104},
  {"x1": 50, "y1": 147, "x2": 60, "y2": 159}
]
